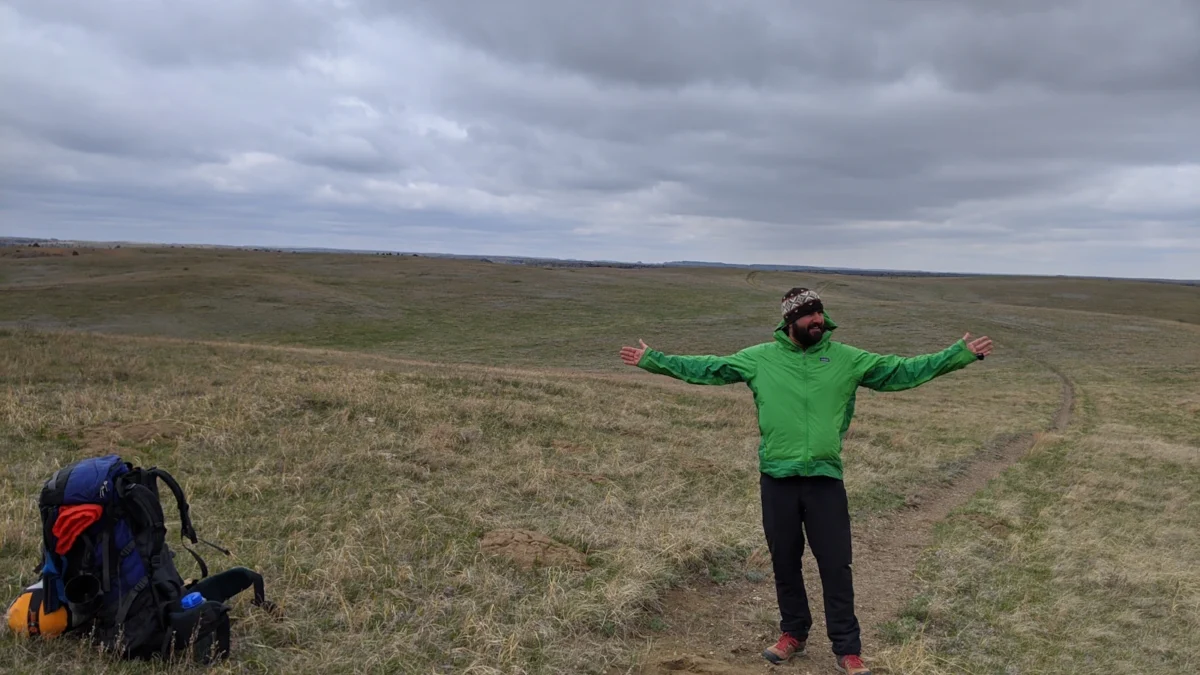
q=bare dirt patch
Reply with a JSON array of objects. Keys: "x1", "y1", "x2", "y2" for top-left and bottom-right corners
[
  {"x1": 75, "y1": 420, "x2": 188, "y2": 453},
  {"x1": 552, "y1": 439, "x2": 593, "y2": 454},
  {"x1": 654, "y1": 655, "x2": 769, "y2": 674},
  {"x1": 686, "y1": 458, "x2": 724, "y2": 475},
  {"x1": 559, "y1": 469, "x2": 612, "y2": 484},
  {"x1": 479, "y1": 529, "x2": 590, "y2": 571}
]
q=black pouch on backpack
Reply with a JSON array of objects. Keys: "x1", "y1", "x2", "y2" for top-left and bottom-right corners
[{"x1": 162, "y1": 598, "x2": 233, "y2": 664}]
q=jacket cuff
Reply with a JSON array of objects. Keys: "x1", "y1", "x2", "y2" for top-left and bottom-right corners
[
  {"x1": 637, "y1": 349, "x2": 659, "y2": 369},
  {"x1": 956, "y1": 340, "x2": 980, "y2": 364}
]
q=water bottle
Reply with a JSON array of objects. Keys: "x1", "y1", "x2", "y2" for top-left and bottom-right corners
[{"x1": 180, "y1": 591, "x2": 204, "y2": 610}]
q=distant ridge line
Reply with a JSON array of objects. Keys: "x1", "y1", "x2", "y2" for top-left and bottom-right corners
[{"x1": 2, "y1": 236, "x2": 1196, "y2": 285}]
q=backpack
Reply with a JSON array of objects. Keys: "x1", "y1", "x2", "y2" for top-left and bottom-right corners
[{"x1": 35, "y1": 454, "x2": 272, "y2": 664}]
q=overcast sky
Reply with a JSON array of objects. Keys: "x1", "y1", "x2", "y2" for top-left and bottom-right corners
[{"x1": 2, "y1": 1, "x2": 1198, "y2": 279}]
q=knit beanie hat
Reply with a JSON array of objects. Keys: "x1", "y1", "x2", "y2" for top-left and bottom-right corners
[{"x1": 782, "y1": 287, "x2": 824, "y2": 325}]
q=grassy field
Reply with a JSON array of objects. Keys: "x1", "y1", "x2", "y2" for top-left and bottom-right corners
[
  {"x1": 1, "y1": 247, "x2": 1197, "y2": 674},
  {"x1": 876, "y1": 284, "x2": 1200, "y2": 674},
  {"x1": 3, "y1": 247, "x2": 1196, "y2": 369}
]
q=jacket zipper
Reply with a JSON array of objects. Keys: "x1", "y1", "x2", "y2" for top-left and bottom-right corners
[{"x1": 802, "y1": 347, "x2": 809, "y2": 471}]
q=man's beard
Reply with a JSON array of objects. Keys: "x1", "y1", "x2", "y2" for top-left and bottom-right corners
[{"x1": 792, "y1": 323, "x2": 825, "y2": 347}]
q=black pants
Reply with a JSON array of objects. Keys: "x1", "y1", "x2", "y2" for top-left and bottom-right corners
[{"x1": 760, "y1": 473, "x2": 861, "y2": 656}]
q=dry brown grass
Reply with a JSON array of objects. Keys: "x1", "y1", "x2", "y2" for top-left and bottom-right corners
[
  {"x1": 1, "y1": 249, "x2": 1196, "y2": 674},
  {"x1": 0, "y1": 331, "x2": 758, "y2": 673},
  {"x1": 0, "y1": 324, "x2": 1047, "y2": 674},
  {"x1": 876, "y1": 295, "x2": 1200, "y2": 675},
  {"x1": 881, "y1": 430, "x2": 1200, "y2": 674}
]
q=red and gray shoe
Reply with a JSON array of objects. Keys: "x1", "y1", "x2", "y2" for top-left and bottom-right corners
[
  {"x1": 835, "y1": 654, "x2": 872, "y2": 674},
  {"x1": 761, "y1": 632, "x2": 805, "y2": 664}
]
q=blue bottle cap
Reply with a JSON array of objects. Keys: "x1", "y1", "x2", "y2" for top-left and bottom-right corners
[{"x1": 180, "y1": 592, "x2": 204, "y2": 610}]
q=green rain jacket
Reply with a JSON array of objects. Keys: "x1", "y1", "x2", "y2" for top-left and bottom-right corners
[{"x1": 636, "y1": 313, "x2": 981, "y2": 480}]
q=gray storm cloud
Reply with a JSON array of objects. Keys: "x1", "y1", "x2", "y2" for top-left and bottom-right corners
[{"x1": 1, "y1": 0, "x2": 1197, "y2": 278}]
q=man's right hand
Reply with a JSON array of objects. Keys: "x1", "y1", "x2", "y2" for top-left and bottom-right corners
[
  {"x1": 620, "y1": 339, "x2": 650, "y2": 366},
  {"x1": 963, "y1": 333, "x2": 994, "y2": 359}
]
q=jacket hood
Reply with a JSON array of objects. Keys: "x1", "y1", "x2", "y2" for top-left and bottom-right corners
[{"x1": 774, "y1": 311, "x2": 837, "y2": 351}]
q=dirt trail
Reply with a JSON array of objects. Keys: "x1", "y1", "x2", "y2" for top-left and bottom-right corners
[
  {"x1": 633, "y1": 369, "x2": 1075, "y2": 675},
  {"x1": 9, "y1": 328, "x2": 746, "y2": 398}
]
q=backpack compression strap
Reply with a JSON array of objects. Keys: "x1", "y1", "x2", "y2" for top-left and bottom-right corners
[{"x1": 182, "y1": 545, "x2": 210, "y2": 580}]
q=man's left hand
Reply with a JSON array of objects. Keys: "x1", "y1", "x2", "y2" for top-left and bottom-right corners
[{"x1": 962, "y1": 333, "x2": 993, "y2": 359}]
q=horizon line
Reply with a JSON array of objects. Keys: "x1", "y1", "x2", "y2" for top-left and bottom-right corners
[{"x1": 4, "y1": 235, "x2": 1197, "y2": 285}]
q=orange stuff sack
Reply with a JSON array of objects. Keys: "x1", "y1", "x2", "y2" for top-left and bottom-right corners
[{"x1": 6, "y1": 581, "x2": 71, "y2": 638}]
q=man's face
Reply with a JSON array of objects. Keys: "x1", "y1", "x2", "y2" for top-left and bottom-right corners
[{"x1": 789, "y1": 311, "x2": 826, "y2": 347}]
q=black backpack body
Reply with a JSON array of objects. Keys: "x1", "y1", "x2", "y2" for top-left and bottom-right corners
[{"x1": 36, "y1": 454, "x2": 270, "y2": 664}]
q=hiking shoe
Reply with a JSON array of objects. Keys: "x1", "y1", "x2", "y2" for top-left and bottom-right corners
[
  {"x1": 762, "y1": 632, "x2": 805, "y2": 664},
  {"x1": 835, "y1": 654, "x2": 872, "y2": 674}
]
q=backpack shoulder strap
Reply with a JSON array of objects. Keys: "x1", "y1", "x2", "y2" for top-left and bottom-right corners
[
  {"x1": 41, "y1": 468, "x2": 70, "y2": 506},
  {"x1": 144, "y1": 468, "x2": 231, "y2": 576},
  {"x1": 145, "y1": 468, "x2": 198, "y2": 544}
]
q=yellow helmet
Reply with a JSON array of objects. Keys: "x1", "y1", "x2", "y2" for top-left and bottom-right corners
[{"x1": 6, "y1": 582, "x2": 71, "y2": 638}]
